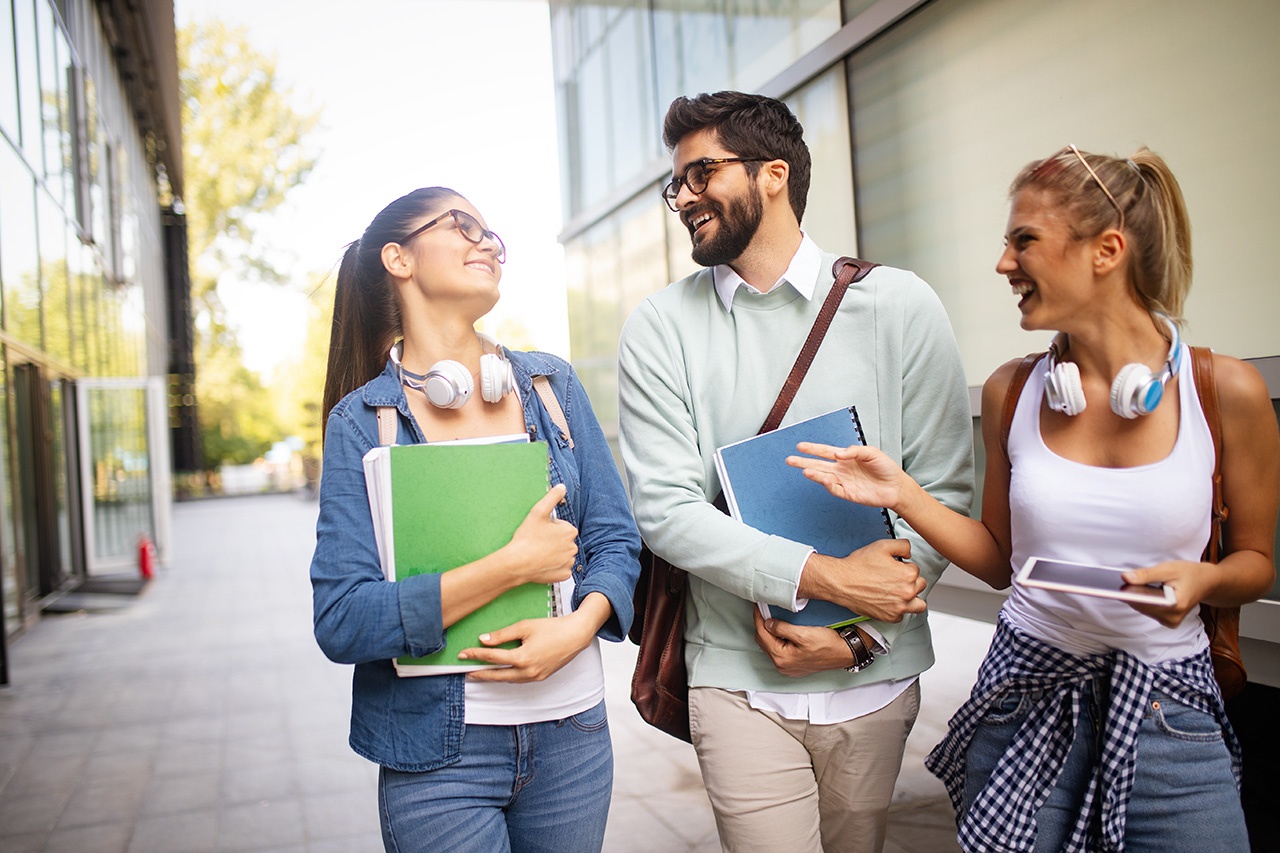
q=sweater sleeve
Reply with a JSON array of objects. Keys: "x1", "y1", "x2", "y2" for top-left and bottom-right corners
[
  {"x1": 617, "y1": 297, "x2": 813, "y2": 606},
  {"x1": 872, "y1": 274, "x2": 975, "y2": 647}
]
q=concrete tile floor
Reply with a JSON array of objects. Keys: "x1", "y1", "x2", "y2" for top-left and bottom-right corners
[{"x1": 0, "y1": 493, "x2": 994, "y2": 852}]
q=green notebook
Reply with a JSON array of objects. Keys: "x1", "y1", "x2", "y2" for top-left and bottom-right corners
[{"x1": 363, "y1": 440, "x2": 556, "y2": 675}]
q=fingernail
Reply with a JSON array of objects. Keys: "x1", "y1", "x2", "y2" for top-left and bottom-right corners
[{"x1": 478, "y1": 633, "x2": 490, "y2": 643}]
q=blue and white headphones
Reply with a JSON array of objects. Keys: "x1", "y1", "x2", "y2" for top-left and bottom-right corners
[{"x1": 1044, "y1": 314, "x2": 1182, "y2": 419}]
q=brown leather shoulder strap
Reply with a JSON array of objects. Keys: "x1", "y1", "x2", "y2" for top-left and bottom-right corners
[
  {"x1": 1190, "y1": 346, "x2": 1226, "y2": 561},
  {"x1": 760, "y1": 257, "x2": 879, "y2": 434},
  {"x1": 999, "y1": 353, "x2": 1045, "y2": 463}
]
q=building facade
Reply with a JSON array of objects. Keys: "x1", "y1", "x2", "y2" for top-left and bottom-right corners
[
  {"x1": 547, "y1": 0, "x2": 1280, "y2": 683},
  {"x1": 0, "y1": 0, "x2": 187, "y2": 682}
]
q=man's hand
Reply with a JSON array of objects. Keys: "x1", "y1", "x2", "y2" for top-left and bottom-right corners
[
  {"x1": 753, "y1": 608, "x2": 856, "y2": 677},
  {"x1": 799, "y1": 539, "x2": 926, "y2": 624}
]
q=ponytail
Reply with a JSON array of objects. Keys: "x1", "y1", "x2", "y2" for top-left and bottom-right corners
[{"x1": 320, "y1": 187, "x2": 463, "y2": 434}]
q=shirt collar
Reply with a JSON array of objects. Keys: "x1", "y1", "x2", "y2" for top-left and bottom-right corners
[{"x1": 712, "y1": 233, "x2": 821, "y2": 311}]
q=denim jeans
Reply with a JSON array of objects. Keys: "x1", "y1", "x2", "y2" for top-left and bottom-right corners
[
  {"x1": 962, "y1": 686, "x2": 1247, "y2": 852},
  {"x1": 378, "y1": 701, "x2": 613, "y2": 853}
]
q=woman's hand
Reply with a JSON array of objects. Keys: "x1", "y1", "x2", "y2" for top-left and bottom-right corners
[
  {"x1": 460, "y1": 593, "x2": 611, "y2": 682},
  {"x1": 1122, "y1": 561, "x2": 1211, "y2": 628},
  {"x1": 503, "y1": 484, "x2": 578, "y2": 585},
  {"x1": 787, "y1": 442, "x2": 908, "y2": 512}
]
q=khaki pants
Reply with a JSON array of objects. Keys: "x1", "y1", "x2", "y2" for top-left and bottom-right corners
[{"x1": 688, "y1": 682, "x2": 920, "y2": 853}]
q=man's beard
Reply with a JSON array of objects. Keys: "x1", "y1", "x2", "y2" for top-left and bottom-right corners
[{"x1": 688, "y1": 189, "x2": 764, "y2": 267}]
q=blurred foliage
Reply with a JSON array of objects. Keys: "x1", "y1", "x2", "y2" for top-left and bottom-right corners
[
  {"x1": 178, "y1": 19, "x2": 321, "y2": 470},
  {"x1": 196, "y1": 333, "x2": 280, "y2": 467},
  {"x1": 273, "y1": 273, "x2": 334, "y2": 462}
]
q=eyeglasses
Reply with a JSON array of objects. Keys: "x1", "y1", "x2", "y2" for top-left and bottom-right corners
[
  {"x1": 661, "y1": 157, "x2": 773, "y2": 212},
  {"x1": 398, "y1": 209, "x2": 507, "y2": 264}
]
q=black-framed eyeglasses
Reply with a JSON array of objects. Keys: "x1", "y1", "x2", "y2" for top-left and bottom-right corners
[
  {"x1": 398, "y1": 209, "x2": 507, "y2": 264},
  {"x1": 660, "y1": 157, "x2": 774, "y2": 212}
]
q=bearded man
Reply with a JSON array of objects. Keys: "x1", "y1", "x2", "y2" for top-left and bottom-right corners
[{"x1": 617, "y1": 91, "x2": 974, "y2": 853}]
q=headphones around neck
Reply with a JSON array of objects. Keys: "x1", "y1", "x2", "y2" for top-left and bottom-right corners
[
  {"x1": 1044, "y1": 315, "x2": 1182, "y2": 419},
  {"x1": 389, "y1": 334, "x2": 516, "y2": 410}
]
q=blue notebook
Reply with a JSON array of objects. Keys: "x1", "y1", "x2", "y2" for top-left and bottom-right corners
[{"x1": 714, "y1": 406, "x2": 894, "y2": 628}]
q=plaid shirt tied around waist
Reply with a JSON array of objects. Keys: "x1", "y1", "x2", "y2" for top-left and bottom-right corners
[{"x1": 925, "y1": 614, "x2": 1240, "y2": 853}]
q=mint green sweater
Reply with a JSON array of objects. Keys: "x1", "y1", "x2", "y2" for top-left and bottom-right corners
[{"x1": 617, "y1": 253, "x2": 974, "y2": 693}]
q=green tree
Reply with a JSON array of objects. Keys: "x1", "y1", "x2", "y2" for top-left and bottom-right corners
[
  {"x1": 274, "y1": 273, "x2": 333, "y2": 459},
  {"x1": 178, "y1": 19, "x2": 321, "y2": 470}
]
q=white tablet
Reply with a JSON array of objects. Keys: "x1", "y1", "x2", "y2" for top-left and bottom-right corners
[{"x1": 1015, "y1": 556, "x2": 1176, "y2": 605}]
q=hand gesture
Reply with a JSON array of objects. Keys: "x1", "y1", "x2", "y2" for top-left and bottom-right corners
[
  {"x1": 459, "y1": 612, "x2": 595, "y2": 682},
  {"x1": 788, "y1": 442, "x2": 907, "y2": 511},
  {"x1": 504, "y1": 484, "x2": 578, "y2": 585},
  {"x1": 752, "y1": 608, "x2": 858, "y2": 677}
]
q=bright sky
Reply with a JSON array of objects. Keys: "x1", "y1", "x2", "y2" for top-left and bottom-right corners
[{"x1": 174, "y1": 0, "x2": 568, "y2": 375}]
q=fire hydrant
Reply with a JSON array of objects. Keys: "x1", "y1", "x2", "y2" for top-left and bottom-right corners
[{"x1": 137, "y1": 535, "x2": 155, "y2": 580}]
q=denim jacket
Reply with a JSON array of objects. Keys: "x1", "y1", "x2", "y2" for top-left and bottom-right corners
[{"x1": 310, "y1": 349, "x2": 640, "y2": 771}]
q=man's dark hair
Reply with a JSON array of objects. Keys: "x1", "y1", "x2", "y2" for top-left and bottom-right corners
[{"x1": 662, "y1": 91, "x2": 811, "y2": 225}]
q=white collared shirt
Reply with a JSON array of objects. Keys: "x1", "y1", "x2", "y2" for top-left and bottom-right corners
[
  {"x1": 712, "y1": 233, "x2": 823, "y2": 311},
  {"x1": 713, "y1": 233, "x2": 913, "y2": 723}
]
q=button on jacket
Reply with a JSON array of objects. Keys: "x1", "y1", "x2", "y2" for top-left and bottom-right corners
[{"x1": 311, "y1": 349, "x2": 640, "y2": 771}]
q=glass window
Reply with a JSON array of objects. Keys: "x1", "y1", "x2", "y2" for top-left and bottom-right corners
[
  {"x1": 552, "y1": 2, "x2": 658, "y2": 219},
  {"x1": 564, "y1": 192, "x2": 666, "y2": 445},
  {"x1": 84, "y1": 383, "x2": 154, "y2": 564},
  {"x1": 69, "y1": 236, "x2": 91, "y2": 371},
  {"x1": 36, "y1": 0, "x2": 64, "y2": 207},
  {"x1": 14, "y1": 0, "x2": 40, "y2": 165},
  {"x1": 605, "y1": 10, "x2": 657, "y2": 194},
  {"x1": 0, "y1": 0, "x2": 18, "y2": 140},
  {"x1": 48, "y1": 377, "x2": 75, "y2": 584},
  {"x1": 37, "y1": 184, "x2": 68, "y2": 359},
  {"x1": 653, "y1": 1, "x2": 841, "y2": 124},
  {"x1": 0, "y1": 347, "x2": 19, "y2": 637},
  {"x1": 0, "y1": 140, "x2": 41, "y2": 345},
  {"x1": 785, "y1": 68, "x2": 856, "y2": 256}
]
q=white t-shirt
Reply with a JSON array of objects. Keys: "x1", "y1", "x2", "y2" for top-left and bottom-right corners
[
  {"x1": 463, "y1": 575, "x2": 606, "y2": 725},
  {"x1": 1002, "y1": 345, "x2": 1212, "y2": 664}
]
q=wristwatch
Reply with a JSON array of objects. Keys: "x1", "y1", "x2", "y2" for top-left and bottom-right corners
[{"x1": 837, "y1": 624, "x2": 876, "y2": 673}]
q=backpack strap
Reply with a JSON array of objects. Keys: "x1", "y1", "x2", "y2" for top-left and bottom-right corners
[
  {"x1": 999, "y1": 353, "x2": 1046, "y2": 463},
  {"x1": 533, "y1": 375, "x2": 573, "y2": 449},
  {"x1": 376, "y1": 406, "x2": 398, "y2": 447},
  {"x1": 1190, "y1": 346, "x2": 1227, "y2": 559}
]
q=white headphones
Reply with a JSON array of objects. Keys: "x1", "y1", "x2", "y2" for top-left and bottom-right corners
[
  {"x1": 1044, "y1": 314, "x2": 1182, "y2": 419},
  {"x1": 389, "y1": 335, "x2": 516, "y2": 410}
]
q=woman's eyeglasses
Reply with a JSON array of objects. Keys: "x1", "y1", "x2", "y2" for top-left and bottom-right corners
[{"x1": 398, "y1": 209, "x2": 506, "y2": 264}]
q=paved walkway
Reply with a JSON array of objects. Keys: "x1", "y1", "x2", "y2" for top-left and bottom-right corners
[{"x1": 0, "y1": 493, "x2": 994, "y2": 852}]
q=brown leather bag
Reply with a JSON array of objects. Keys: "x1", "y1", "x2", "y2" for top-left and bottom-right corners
[
  {"x1": 1189, "y1": 347, "x2": 1246, "y2": 700},
  {"x1": 1000, "y1": 345, "x2": 1245, "y2": 700},
  {"x1": 629, "y1": 257, "x2": 880, "y2": 742}
]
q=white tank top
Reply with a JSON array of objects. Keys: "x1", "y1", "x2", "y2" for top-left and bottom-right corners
[{"x1": 1002, "y1": 344, "x2": 1212, "y2": 663}]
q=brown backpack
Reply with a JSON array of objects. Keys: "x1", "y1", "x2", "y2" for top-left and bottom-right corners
[{"x1": 999, "y1": 346, "x2": 1246, "y2": 700}]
